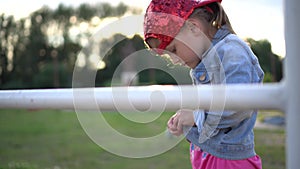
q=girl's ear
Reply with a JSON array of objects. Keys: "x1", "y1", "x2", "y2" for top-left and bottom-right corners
[{"x1": 186, "y1": 18, "x2": 203, "y2": 36}]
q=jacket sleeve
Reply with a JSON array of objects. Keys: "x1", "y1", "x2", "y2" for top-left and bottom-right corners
[{"x1": 196, "y1": 40, "x2": 258, "y2": 141}]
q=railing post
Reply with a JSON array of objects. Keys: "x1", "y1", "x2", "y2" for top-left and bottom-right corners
[{"x1": 284, "y1": 0, "x2": 300, "y2": 168}]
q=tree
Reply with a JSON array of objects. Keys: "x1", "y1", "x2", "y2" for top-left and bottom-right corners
[
  {"x1": 0, "y1": 14, "x2": 14, "y2": 86},
  {"x1": 0, "y1": 2, "x2": 139, "y2": 89},
  {"x1": 246, "y1": 38, "x2": 283, "y2": 82}
]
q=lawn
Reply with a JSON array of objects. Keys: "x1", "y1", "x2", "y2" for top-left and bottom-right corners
[{"x1": 0, "y1": 109, "x2": 285, "y2": 169}]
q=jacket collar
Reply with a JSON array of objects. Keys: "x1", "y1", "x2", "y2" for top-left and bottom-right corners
[
  {"x1": 211, "y1": 25, "x2": 232, "y2": 46},
  {"x1": 191, "y1": 25, "x2": 231, "y2": 83}
]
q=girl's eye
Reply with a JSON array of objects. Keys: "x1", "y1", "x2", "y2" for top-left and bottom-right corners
[{"x1": 171, "y1": 48, "x2": 176, "y2": 53}]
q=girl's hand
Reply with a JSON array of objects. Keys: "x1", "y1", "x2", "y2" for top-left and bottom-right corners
[
  {"x1": 167, "y1": 109, "x2": 195, "y2": 136},
  {"x1": 167, "y1": 113, "x2": 180, "y2": 136}
]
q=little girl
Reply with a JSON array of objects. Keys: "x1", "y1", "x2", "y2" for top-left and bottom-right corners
[{"x1": 144, "y1": 0, "x2": 264, "y2": 169}]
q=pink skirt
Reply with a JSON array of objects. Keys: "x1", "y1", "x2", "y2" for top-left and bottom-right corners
[{"x1": 190, "y1": 143, "x2": 262, "y2": 169}]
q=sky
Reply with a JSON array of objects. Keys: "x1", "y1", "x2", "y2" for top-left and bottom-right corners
[{"x1": 0, "y1": 0, "x2": 285, "y2": 57}]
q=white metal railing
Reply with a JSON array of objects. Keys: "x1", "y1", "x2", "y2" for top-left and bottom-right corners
[
  {"x1": 284, "y1": 0, "x2": 300, "y2": 168},
  {"x1": 0, "y1": 0, "x2": 299, "y2": 168},
  {"x1": 0, "y1": 84, "x2": 285, "y2": 111}
]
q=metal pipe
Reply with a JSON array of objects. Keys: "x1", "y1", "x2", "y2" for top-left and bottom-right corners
[
  {"x1": 0, "y1": 83, "x2": 284, "y2": 111},
  {"x1": 284, "y1": 0, "x2": 300, "y2": 168}
]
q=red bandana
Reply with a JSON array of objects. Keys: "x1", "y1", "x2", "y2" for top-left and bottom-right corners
[{"x1": 144, "y1": 0, "x2": 222, "y2": 53}]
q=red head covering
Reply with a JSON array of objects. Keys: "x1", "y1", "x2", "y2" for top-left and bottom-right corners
[{"x1": 144, "y1": 0, "x2": 222, "y2": 53}]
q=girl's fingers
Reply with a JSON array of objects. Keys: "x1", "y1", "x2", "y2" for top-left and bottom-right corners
[
  {"x1": 168, "y1": 128, "x2": 182, "y2": 136},
  {"x1": 172, "y1": 115, "x2": 179, "y2": 128},
  {"x1": 177, "y1": 120, "x2": 183, "y2": 133},
  {"x1": 167, "y1": 112, "x2": 185, "y2": 136}
]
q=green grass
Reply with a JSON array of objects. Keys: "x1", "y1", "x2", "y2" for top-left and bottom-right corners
[
  {"x1": 255, "y1": 129, "x2": 286, "y2": 169},
  {"x1": 257, "y1": 110, "x2": 285, "y2": 122},
  {"x1": 0, "y1": 109, "x2": 285, "y2": 169}
]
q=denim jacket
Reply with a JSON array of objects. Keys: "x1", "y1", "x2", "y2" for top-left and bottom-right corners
[{"x1": 185, "y1": 26, "x2": 264, "y2": 160}]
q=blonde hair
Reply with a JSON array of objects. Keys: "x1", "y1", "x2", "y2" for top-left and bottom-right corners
[{"x1": 189, "y1": 2, "x2": 235, "y2": 34}]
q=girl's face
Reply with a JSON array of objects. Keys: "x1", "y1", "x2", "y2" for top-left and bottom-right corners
[
  {"x1": 165, "y1": 38, "x2": 201, "y2": 69},
  {"x1": 147, "y1": 19, "x2": 212, "y2": 69},
  {"x1": 166, "y1": 19, "x2": 212, "y2": 69}
]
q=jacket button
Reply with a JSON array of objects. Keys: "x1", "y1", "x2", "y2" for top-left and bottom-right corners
[{"x1": 199, "y1": 73, "x2": 206, "y2": 81}]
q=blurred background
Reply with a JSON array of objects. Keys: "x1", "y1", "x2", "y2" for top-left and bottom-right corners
[
  {"x1": 0, "y1": 0, "x2": 285, "y2": 169},
  {"x1": 0, "y1": 0, "x2": 284, "y2": 89}
]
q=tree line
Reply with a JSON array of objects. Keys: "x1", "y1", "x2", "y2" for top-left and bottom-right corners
[{"x1": 0, "y1": 3, "x2": 282, "y2": 89}]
